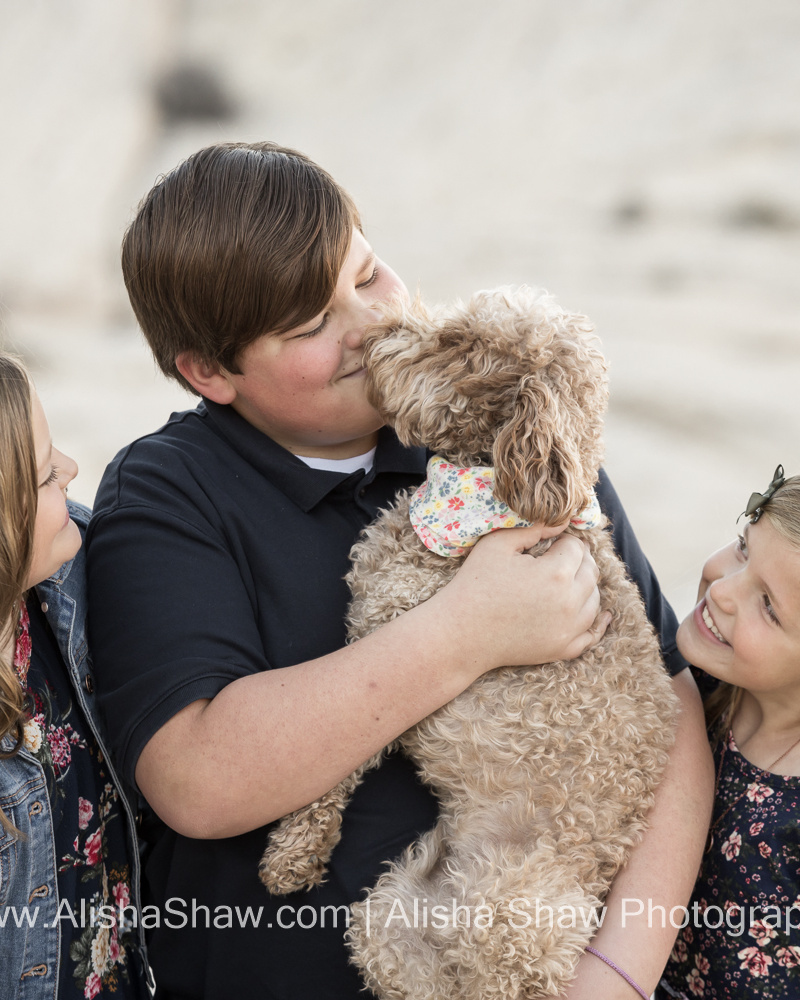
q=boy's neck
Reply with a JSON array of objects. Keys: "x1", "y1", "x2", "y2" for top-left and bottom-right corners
[{"x1": 291, "y1": 433, "x2": 380, "y2": 461}]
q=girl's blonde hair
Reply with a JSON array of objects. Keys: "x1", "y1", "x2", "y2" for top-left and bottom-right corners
[
  {"x1": 0, "y1": 354, "x2": 37, "y2": 832},
  {"x1": 705, "y1": 474, "x2": 800, "y2": 741}
]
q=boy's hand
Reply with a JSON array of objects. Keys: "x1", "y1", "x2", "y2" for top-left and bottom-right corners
[{"x1": 439, "y1": 524, "x2": 611, "y2": 674}]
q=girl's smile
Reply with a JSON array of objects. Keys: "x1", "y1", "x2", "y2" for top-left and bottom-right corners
[{"x1": 692, "y1": 599, "x2": 730, "y2": 647}]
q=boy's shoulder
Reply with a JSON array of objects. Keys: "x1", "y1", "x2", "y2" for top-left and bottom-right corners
[
  {"x1": 111, "y1": 402, "x2": 210, "y2": 458},
  {"x1": 88, "y1": 399, "x2": 301, "y2": 530},
  {"x1": 92, "y1": 403, "x2": 219, "y2": 514}
]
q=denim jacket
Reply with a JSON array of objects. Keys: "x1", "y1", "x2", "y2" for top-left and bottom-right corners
[{"x1": 0, "y1": 501, "x2": 150, "y2": 1000}]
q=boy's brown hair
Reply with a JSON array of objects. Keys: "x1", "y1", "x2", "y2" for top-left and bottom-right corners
[{"x1": 122, "y1": 141, "x2": 360, "y2": 394}]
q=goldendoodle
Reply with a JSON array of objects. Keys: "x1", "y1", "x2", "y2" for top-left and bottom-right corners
[{"x1": 259, "y1": 286, "x2": 678, "y2": 999}]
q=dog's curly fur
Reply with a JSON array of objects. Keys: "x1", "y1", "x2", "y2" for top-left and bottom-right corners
[{"x1": 258, "y1": 287, "x2": 679, "y2": 998}]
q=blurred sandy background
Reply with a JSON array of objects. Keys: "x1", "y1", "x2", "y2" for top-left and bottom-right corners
[{"x1": 1, "y1": 0, "x2": 798, "y2": 619}]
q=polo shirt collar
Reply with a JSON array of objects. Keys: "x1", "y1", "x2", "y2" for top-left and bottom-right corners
[{"x1": 200, "y1": 399, "x2": 427, "y2": 511}]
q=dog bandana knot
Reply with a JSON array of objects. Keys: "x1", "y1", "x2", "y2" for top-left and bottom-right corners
[{"x1": 409, "y1": 455, "x2": 602, "y2": 556}]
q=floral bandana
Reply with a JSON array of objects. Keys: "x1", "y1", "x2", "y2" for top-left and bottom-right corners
[{"x1": 409, "y1": 455, "x2": 603, "y2": 557}]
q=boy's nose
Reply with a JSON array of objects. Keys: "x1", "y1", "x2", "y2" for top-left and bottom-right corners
[
  {"x1": 345, "y1": 324, "x2": 365, "y2": 350},
  {"x1": 344, "y1": 304, "x2": 379, "y2": 351}
]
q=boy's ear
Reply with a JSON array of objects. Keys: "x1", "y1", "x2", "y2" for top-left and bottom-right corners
[{"x1": 175, "y1": 352, "x2": 237, "y2": 405}]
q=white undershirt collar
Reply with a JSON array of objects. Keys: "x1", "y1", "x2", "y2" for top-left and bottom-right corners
[{"x1": 296, "y1": 447, "x2": 376, "y2": 475}]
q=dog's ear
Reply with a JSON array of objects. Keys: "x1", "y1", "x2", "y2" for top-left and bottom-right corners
[{"x1": 492, "y1": 376, "x2": 590, "y2": 525}]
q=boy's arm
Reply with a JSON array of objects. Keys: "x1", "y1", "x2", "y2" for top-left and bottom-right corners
[
  {"x1": 559, "y1": 668, "x2": 714, "y2": 998},
  {"x1": 92, "y1": 514, "x2": 606, "y2": 839}
]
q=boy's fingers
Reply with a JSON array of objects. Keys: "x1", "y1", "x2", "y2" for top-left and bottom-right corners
[
  {"x1": 501, "y1": 523, "x2": 547, "y2": 549},
  {"x1": 538, "y1": 519, "x2": 571, "y2": 540},
  {"x1": 482, "y1": 522, "x2": 571, "y2": 552},
  {"x1": 565, "y1": 610, "x2": 612, "y2": 661},
  {"x1": 544, "y1": 533, "x2": 596, "y2": 576},
  {"x1": 575, "y1": 536, "x2": 601, "y2": 583}
]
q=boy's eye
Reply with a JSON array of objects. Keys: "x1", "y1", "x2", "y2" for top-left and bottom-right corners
[
  {"x1": 357, "y1": 265, "x2": 379, "y2": 290},
  {"x1": 40, "y1": 466, "x2": 59, "y2": 488},
  {"x1": 294, "y1": 315, "x2": 328, "y2": 340}
]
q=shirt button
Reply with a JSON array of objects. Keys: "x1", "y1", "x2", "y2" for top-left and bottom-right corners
[
  {"x1": 359, "y1": 488, "x2": 366, "y2": 497},
  {"x1": 40, "y1": 602, "x2": 48, "y2": 613},
  {"x1": 21, "y1": 965, "x2": 48, "y2": 979},
  {"x1": 84, "y1": 674, "x2": 94, "y2": 695}
]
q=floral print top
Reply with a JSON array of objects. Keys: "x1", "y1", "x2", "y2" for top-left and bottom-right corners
[
  {"x1": 659, "y1": 731, "x2": 800, "y2": 998},
  {"x1": 17, "y1": 599, "x2": 141, "y2": 999},
  {"x1": 408, "y1": 455, "x2": 602, "y2": 556}
]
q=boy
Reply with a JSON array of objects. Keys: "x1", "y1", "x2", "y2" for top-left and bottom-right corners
[{"x1": 86, "y1": 141, "x2": 711, "y2": 998}]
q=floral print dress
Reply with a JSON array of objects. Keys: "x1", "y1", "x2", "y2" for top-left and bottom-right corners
[
  {"x1": 659, "y1": 731, "x2": 800, "y2": 998},
  {"x1": 16, "y1": 599, "x2": 141, "y2": 999}
]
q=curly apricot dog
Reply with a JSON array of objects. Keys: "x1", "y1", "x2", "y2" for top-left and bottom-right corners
[{"x1": 259, "y1": 286, "x2": 678, "y2": 999}]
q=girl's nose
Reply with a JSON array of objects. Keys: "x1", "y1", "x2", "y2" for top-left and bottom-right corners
[
  {"x1": 56, "y1": 448, "x2": 79, "y2": 488},
  {"x1": 697, "y1": 539, "x2": 740, "y2": 607},
  {"x1": 706, "y1": 574, "x2": 736, "y2": 615}
]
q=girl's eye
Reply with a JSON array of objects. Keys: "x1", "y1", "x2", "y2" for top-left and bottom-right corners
[
  {"x1": 40, "y1": 467, "x2": 59, "y2": 488},
  {"x1": 736, "y1": 534, "x2": 748, "y2": 557},
  {"x1": 763, "y1": 594, "x2": 780, "y2": 626},
  {"x1": 357, "y1": 265, "x2": 379, "y2": 290}
]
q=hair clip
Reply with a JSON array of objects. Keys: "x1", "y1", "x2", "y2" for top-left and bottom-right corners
[{"x1": 743, "y1": 464, "x2": 785, "y2": 522}]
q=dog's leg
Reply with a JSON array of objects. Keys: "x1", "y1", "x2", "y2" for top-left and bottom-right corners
[
  {"x1": 451, "y1": 848, "x2": 600, "y2": 999},
  {"x1": 348, "y1": 824, "x2": 597, "y2": 1000},
  {"x1": 382, "y1": 836, "x2": 598, "y2": 999},
  {"x1": 348, "y1": 824, "x2": 460, "y2": 1000},
  {"x1": 259, "y1": 748, "x2": 386, "y2": 894}
]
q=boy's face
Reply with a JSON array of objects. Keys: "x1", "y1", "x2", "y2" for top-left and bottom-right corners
[{"x1": 225, "y1": 229, "x2": 408, "y2": 459}]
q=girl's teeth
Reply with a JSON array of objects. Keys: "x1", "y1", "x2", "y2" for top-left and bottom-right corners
[{"x1": 702, "y1": 605, "x2": 726, "y2": 643}]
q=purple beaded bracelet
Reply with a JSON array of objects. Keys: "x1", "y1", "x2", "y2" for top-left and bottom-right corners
[{"x1": 585, "y1": 946, "x2": 650, "y2": 1000}]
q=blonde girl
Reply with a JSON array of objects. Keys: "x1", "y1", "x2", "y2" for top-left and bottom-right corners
[
  {"x1": 659, "y1": 467, "x2": 800, "y2": 999},
  {"x1": 0, "y1": 355, "x2": 148, "y2": 999}
]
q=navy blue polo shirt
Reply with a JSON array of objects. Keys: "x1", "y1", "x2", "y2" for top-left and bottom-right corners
[{"x1": 86, "y1": 399, "x2": 686, "y2": 1000}]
